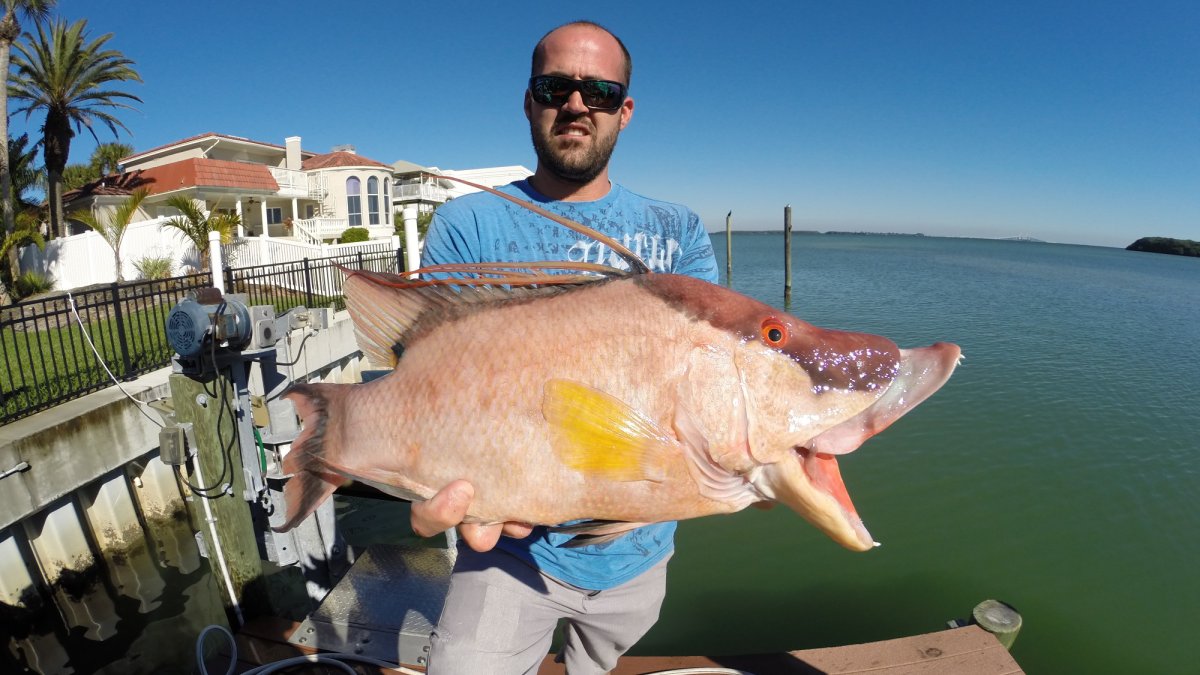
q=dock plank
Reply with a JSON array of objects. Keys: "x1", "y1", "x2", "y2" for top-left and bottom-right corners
[
  {"x1": 232, "y1": 618, "x2": 1022, "y2": 674},
  {"x1": 536, "y1": 625, "x2": 1022, "y2": 674}
]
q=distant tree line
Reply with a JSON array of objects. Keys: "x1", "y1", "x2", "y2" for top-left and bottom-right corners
[{"x1": 1126, "y1": 237, "x2": 1200, "y2": 258}]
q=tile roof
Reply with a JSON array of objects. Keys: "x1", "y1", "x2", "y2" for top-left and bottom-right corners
[
  {"x1": 122, "y1": 132, "x2": 305, "y2": 164},
  {"x1": 63, "y1": 158, "x2": 280, "y2": 203},
  {"x1": 302, "y1": 151, "x2": 391, "y2": 170}
]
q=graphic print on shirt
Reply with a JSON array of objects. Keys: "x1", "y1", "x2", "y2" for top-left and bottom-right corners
[{"x1": 491, "y1": 199, "x2": 697, "y2": 274}]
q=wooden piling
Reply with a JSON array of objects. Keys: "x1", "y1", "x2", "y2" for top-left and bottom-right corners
[
  {"x1": 169, "y1": 372, "x2": 271, "y2": 622},
  {"x1": 784, "y1": 205, "x2": 793, "y2": 305},
  {"x1": 725, "y1": 211, "x2": 733, "y2": 286},
  {"x1": 971, "y1": 599, "x2": 1023, "y2": 650}
]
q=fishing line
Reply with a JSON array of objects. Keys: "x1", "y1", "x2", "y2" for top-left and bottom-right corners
[{"x1": 65, "y1": 290, "x2": 164, "y2": 428}]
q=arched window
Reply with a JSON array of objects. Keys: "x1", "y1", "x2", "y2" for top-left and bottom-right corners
[
  {"x1": 346, "y1": 177, "x2": 362, "y2": 226},
  {"x1": 368, "y1": 176, "x2": 380, "y2": 226},
  {"x1": 383, "y1": 179, "x2": 391, "y2": 225}
]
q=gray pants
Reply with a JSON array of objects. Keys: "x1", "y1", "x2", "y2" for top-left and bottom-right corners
[{"x1": 428, "y1": 545, "x2": 670, "y2": 674}]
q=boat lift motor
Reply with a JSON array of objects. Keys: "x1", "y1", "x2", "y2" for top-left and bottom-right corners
[{"x1": 162, "y1": 288, "x2": 337, "y2": 570}]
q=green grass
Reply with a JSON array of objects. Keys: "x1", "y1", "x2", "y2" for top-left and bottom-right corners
[
  {"x1": 1, "y1": 300, "x2": 176, "y2": 420},
  {"x1": 1, "y1": 283, "x2": 346, "y2": 422}
]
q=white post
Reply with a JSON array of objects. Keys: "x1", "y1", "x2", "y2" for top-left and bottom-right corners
[
  {"x1": 235, "y1": 200, "x2": 245, "y2": 237},
  {"x1": 390, "y1": 233, "x2": 402, "y2": 267},
  {"x1": 403, "y1": 205, "x2": 420, "y2": 273},
  {"x1": 208, "y1": 230, "x2": 224, "y2": 293},
  {"x1": 260, "y1": 201, "x2": 270, "y2": 239},
  {"x1": 258, "y1": 233, "x2": 271, "y2": 265}
]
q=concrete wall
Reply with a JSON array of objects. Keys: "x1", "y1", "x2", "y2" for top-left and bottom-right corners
[{"x1": 0, "y1": 310, "x2": 364, "y2": 532}]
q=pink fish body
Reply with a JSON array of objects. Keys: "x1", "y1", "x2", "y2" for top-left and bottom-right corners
[{"x1": 280, "y1": 270, "x2": 960, "y2": 551}]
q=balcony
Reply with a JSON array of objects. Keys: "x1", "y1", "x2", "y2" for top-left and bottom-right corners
[
  {"x1": 394, "y1": 182, "x2": 448, "y2": 203},
  {"x1": 270, "y1": 167, "x2": 309, "y2": 197}
]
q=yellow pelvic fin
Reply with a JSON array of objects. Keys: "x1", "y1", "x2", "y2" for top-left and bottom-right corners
[{"x1": 542, "y1": 379, "x2": 672, "y2": 482}]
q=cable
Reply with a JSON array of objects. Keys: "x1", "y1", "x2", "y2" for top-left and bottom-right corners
[
  {"x1": 643, "y1": 662, "x2": 753, "y2": 667},
  {"x1": 193, "y1": 456, "x2": 243, "y2": 628},
  {"x1": 253, "y1": 425, "x2": 266, "y2": 473},
  {"x1": 181, "y1": 351, "x2": 236, "y2": 498},
  {"x1": 195, "y1": 625, "x2": 236, "y2": 675},
  {"x1": 66, "y1": 290, "x2": 164, "y2": 428},
  {"x1": 195, "y1": 622, "x2": 423, "y2": 675},
  {"x1": 273, "y1": 329, "x2": 313, "y2": 366}
]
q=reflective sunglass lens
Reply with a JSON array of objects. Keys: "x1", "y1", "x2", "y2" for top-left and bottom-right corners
[{"x1": 529, "y1": 77, "x2": 625, "y2": 111}]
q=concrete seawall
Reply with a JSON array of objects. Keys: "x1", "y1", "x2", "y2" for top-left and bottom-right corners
[{"x1": 0, "y1": 309, "x2": 365, "y2": 671}]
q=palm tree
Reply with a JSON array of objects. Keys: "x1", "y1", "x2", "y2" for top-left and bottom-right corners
[
  {"x1": 0, "y1": 131, "x2": 42, "y2": 303},
  {"x1": 89, "y1": 141, "x2": 131, "y2": 175},
  {"x1": 70, "y1": 186, "x2": 146, "y2": 282},
  {"x1": 9, "y1": 17, "x2": 141, "y2": 239},
  {"x1": 7, "y1": 132, "x2": 40, "y2": 210},
  {"x1": 161, "y1": 194, "x2": 239, "y2": 270},
  {"x1": 0, "y1": 0, "x2": 53, "y2": 305}
]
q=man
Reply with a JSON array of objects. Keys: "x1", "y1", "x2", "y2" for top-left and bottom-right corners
[{"x1": 414, "y1": 21, "x2": 718, "y2": 674}]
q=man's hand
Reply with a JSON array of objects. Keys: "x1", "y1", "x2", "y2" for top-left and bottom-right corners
[{"x1": 410, "y1": 479, "x2": 534, "y2": 552}]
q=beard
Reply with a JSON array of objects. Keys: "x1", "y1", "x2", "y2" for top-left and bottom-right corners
[{"x1": 529, "y1": 115, "x2": 620, "y2": 185}]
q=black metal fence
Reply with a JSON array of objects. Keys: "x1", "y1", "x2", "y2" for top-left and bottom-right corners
[
  {"x1": 1, "y1": 249, "x2": 403, "y2": 426},
  {"x1": 225, "y1": 248, "x2": 402, "y2": 311}
]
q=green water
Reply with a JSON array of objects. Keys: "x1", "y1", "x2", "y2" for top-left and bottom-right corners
[{"x1": 638, "y1": 233, "x2": 1199, "y2": 674}]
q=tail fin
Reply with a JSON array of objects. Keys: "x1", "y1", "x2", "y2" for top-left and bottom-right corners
[{"x1": 273, "y1": 383, "x2": 350, "y2": 532}]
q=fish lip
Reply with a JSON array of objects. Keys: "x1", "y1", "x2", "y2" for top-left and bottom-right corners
[
  {"x1": 794, "y1": 446, "x2": 874, "y2": 549},
  {"x1": 806, "y1": 342, "x2": 962, "y2": 456},
  {"x1": 759, "y1": 449, "x2": 874, "y2": 551}
]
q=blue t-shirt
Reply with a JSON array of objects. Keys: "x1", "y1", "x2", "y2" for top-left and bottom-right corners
[{"x1": 422, "y1": 179, "x2": 718, "y2": 590}]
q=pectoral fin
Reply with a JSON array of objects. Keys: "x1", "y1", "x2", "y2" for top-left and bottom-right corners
[{"x1": 543, "y1": 379, "x2": 673, "y2": 482}]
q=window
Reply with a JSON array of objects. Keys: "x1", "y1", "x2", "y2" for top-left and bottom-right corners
[
  {"x1": 383, "y1": 179, "x2": 391, "y2": 225},
  {"x1": 346, "y1": 176, "x2": 362, "y2": 226},
  {"x1": 368, "y1": 176, "x2": 380, "y2": 226},
  {"x1": 267, "y1": 207, "x2": 283, "y2": 224},
  {"x1": 306, "y1": 204, "x2": 316, "y2": 219}
]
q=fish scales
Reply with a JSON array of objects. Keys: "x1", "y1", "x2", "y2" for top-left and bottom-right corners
[
  {"x1": 279, "y1": 250, "x2": 961, "y2": 551},
  {"x1": 329, "y1": 277, "x2": 740, "y2": 524}
]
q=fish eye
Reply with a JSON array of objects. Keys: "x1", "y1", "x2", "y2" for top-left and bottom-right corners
[{"x1": 761, "y1": 318, "x2": 788, "y2": 347}]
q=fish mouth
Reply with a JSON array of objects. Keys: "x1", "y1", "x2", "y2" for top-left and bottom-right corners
[
  {"x1": 758, "y1": 448, "x2": 874, "y2": 551},
  {"x1": 760, "y1": 342, "x2": 962, "y2": 551}
]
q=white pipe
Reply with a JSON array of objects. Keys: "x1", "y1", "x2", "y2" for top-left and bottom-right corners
[
  {"x1": 402, "y1": 205, "x2": 419, "y2": 272},
  {"x1": 208, "y1": 230, "x2": 224, "y2": 292},
  {"x1": 189, "y1": 449, "x2": 243, "y2": 626}
]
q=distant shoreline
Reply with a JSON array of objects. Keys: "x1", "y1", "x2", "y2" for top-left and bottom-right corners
[
  {"x1": 1125, "y1": 237, "x2": 1200, "y2": 258},
  {"x1": 706, "y1": 230, "x2": 1050, "y2": 244}
]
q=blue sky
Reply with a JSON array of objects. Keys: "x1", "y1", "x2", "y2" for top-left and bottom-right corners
[{"x1": 18, "y1": 1, "x2": 1197, "y2": 248}]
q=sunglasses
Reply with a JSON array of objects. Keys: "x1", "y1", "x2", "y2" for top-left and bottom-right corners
[{"x1": 528, "y1": 75, "x2": 627, "y2": 111}]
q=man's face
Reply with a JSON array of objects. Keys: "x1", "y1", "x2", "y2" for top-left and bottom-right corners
[{"x1": 526, "y1": 26, "x2": 634, "y2": 186}]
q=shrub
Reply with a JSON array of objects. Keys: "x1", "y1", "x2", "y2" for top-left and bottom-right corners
[
  {"x1": 340, "y1": 227, "x2": 369, "y2": 243},
  {"x1": 15, "y1": 270, "x2": 55, "y2": 298},
  {"x1": 133, "y1": 254, "x2": 174, "y2": 280}
]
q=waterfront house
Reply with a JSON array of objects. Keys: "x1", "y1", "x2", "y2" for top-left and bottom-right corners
[{"x1": 63, "y1": 133, "x2": 396, "y2": 244}]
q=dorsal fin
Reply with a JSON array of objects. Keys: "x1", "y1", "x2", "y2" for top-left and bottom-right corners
[{"x1": 340, "y1": 265, "x2": 618, "y2": 368}]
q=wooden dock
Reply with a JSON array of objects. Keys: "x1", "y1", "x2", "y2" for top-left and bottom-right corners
[{"x1": 225, "y1": 617, "x2": 1024, "y2": 674}]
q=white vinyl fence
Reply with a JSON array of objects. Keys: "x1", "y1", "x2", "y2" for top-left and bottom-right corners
[
  {"x1": 18, "y1": 217, "x2": 197, "y2": 290},
  {"x1": 19, "y1": 221, "x2": 403, "y2": 292}
]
